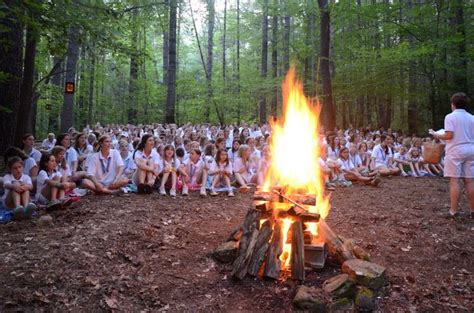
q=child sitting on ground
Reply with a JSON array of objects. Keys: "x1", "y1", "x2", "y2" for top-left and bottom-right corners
[
  {"x1": 36, "y1": 153, "x2": 70, "y2": 210},
  {"x1": 159, "y1": 144, "x2": 183, "y2": 197},
  {"x1": 182, "y1": 148, "x2": 208, "y2": 197},
  {"x1": 233, "y1": 144, "x2": 257, "y2": 192},
  {"x1": 393, "y1": 146, "x2": 415, "y2": 176},
  {"x1": 208, "y1": 149, "x2": 234, "y2": 197},
  {"x1": 2, "y1": 157, "x2": 36, "y2": 220}
]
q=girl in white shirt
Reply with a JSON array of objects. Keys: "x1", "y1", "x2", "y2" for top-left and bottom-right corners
[
  {"x1": 3, "y1": 157, "x2": 36, "y2": 219},
  {"x1": 3, "y1": 147, "x2": 38, "y2": 187},
  {"x1": 119, "y1": 141, "x2": 135, "y2": 181},
  {"x1": 233, "y1": 144, "x2": 257, "y2": 192},
  {"x1": 51, "y1": 146, "x2": 76, "y2": 192},
  {"x1": 159, "y1": 145, "x2": 183, "y2": 197},
  {"x1": 57, "y1": 133, "x2": 88, "y2": 183},
  {"x1": 208, "y1": 149, "x2": 234, "y2": 197},
  {"x1": 82, "y1": 135, "x2": 129, "y2": 194},
  {"x1": 257, "y1": 145, "x2": 271, "y2": 187},
  {"x1": 36, "y1": 153, "x2": 67, "y2": 206},
  {"x1": 338, "y1": 148, "x2": 380, "y2": 186},
  {"x1": 133, "y1": 134, "x2": 161, "y2": 194},
  {"x1": 22, "y1": 133, "x2": 41, "y2": 163},
  {"x1": 393, "y1": 146, "x2": 414, "y2": 176},
  {"x1": 74, "y1": 133, "x2": 93, "y2": 171},
  {"x1": 181, "y1": 149, "x2": 208, "y2": 197},
  {"x1": 370, "y1": 135, "x2": 400, "y2": 176}
]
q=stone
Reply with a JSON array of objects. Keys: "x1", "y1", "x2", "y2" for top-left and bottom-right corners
[
  {"x1": 330, "y1": 297, "x2": 353, "y2": 312},
  {"x1": 353, "y1": 245, "x2": 371, "y2": 261},
  {"x1": 212, "y1": 241, "x2": 239, "y2": 263},
  {"x1": 293, "y1": 285, "x2": 328, "y2": 312},
  {"x1": 37, "y1": 215, "x2": 53, "y2": 227},
  {"x1": 323, "y1": 274, "x2": 356, "y2": 299},
  {"x1": 355, "y1": 287, "x2": 375, "y2": 312},
  {"x1": 341, "y1": 259, "x2": 387, "y2": 290}
]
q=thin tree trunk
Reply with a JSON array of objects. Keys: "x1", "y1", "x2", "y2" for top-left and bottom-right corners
[
  {"x1": 222, "y1": 0, "x2": 227, "y2": 123},
  {"x1": 318, "y1": 0, "x2": 335, "y2": 130},
  {"x1": 163, "y1": 0, "x2": 169, "y2": 86},
  {"x1": 0, "y1": 0, "x2": 23, "y2": 153},
  {"x1": 283, "y1": 4, "x2": 290, "y2": 74},
  {"x1": 60, "y1": 25, "x2": 80, "y2": 133},
  {"x1": 259, "y1": 0, "x2": 269, "y2": 124},
  {"x1": 453, "y1": 0, "x2": 468, "y2": 93},
  {"x1": 205, "y1": 0, "x2": 215, "y2": 123},
  {"x1": 305, "y1": 0, "x2": 316, "y2": 97},
  {"x1": 87, "y1": 45, "x2": 95, "y2": 125},
  {"x1": 128, "y1": 10, "x2": 139, "y2": 122},
  {"x1": 49, "y1": 57, "x2": 63, "y2": 133},
  {"x1": 271, "y1": 0, "x2": 278, "y2": 119},
  {"x1": 15, "y1": 19, "x2": 38, "y2": 145},
  {"x1": 236, "y1": 0, "x2": 241, "y2": 123},
  {"x1": 165, "y1": 0, "x2": 177, "y2": 123},
  {"x1": 407, "y1": 0, "x2": 417, "y2": 135}
]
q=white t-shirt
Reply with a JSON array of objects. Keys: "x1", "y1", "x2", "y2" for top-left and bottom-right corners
[
  {"x1": 184, "y1": 159, "x2": 205, "y2": 184},
  {"x1": 42, "y1": 138, "x2": 56, "y2": 151},
  {"x1": 394, "y1": 152, "x2": 409, "y2": 162},
  {"x1": 87, "y1": 149, "x2": 124, "y2": 186},
  {"x1": 233, "y1": 157, "x2": 252, "y2": 182},
  {"x1": 161, "y1": 158, "x2": 181, "y2": 174},
  {"x1": 348, "y1": 153, "x2": 362, "y2": 168},
  {"x1": 337, "y1": 158, "x2": 355, "y2": 171},
  {"x1": 371, "y1": 144, "x2": 392, "y2": 168},
  {"x1": 122, "y1": 152, "x2": 135, "y2": 176},
  {"x1": 27, "y1": 148, "x2": 42, "y2": 163},
  {"x1": 65, "y1": 147, "x2": 78, "y2": 172},
  {"x1": 444, "y1": 109, "x2": 474, "y2": 154},
  {"x1": 76, "y1": 145, "x2": 94, "y2": 157},
  {"x1": 2, "y1": 173, "x2": 32, "y2": 201},
  {"x1": 23, "y1": 157, "x2": 38, "y2": 176},
  {"x1": 36, "y1": 170, "x2": 62, "y2": 199},
  {"x1": 133, "y1": 149, "x2": 161, "y2": 170},
  {"x1": 209, "y1": 160, "x2": 233, "y2": 175}
]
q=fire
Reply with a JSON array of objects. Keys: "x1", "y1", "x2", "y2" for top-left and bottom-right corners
[
  {"x1": 264, "y1": 68, "x2": 331, "y2": 270},
  {"x1": 264, "y1": 68, "x2": 330, "y2": 219}
]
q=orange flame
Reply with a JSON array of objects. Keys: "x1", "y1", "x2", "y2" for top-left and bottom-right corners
[{"x1": 264, "y1": 68, "x2": 331, "y2": 220}]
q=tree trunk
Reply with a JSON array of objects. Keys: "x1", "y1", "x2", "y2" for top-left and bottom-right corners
[
  {"x1": 283, "y1": 5, "x2": 290, "y2": 75},
  {"x1": 318, "y1": 0, "x2": 335, "y2": 130},
  {"x1": 236, "y1": 0, "x2": 241, "y2": 123},
  {"x1": 163, "y1": 0, "x2": 169, "y2": 87},
  {"x1": 258, "y1": 0, "x2": 269, "y2": 124},
  {"x1": 452, "y1": 0, "x2": 468, "y2": 93},
  {"x1": 0, "y1": 1, "x2": 23, "y2": 153},
  {"x1": 222, "y1": 0, "x2": 227, "y2": 122},
  {"x1": 205, "y1": 0, "x2": 215, "y2": 123},
  {"x1": 15, "y1": 20, "x2": 38, "y2": 146},
  {"x1": 271, "y1": 1, "x2": 278, "y2": 119},
  {"x1": 305, "y1": 0, "x2": 316, "y2": 97},
  {"x1": 87, "y1": 45, "x2": 95, "y2": 125},
  {"x1": 60, "y1": 25, "x2": 80, "y2": 133},
  {"x1": 407, "y1": 0, "x2": 417, "y2": 135},
  {"x1": 165, "y1": 0, "x2": 177, "y2": 123},
  {"x1": 128, "y1": 11, "x2": 139, "y2": 123}
]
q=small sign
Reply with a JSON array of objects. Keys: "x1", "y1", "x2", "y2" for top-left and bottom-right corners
[{"x1": 65, "y1": 82, "x2": 75, "y2": 94}]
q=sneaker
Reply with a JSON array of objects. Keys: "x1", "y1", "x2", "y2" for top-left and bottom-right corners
[
  {"x1": 210, "y1": 189, "x2": 218, "y2": 196},
  {"x1": 46, "y1": 200, "x2": 62, "y2": 212},
  {"x1": 144, "y1": 184, "x2": 153, "y2": 194},
  {"x1": 24, "y1": 203, "x2": 37, "y2": 218},
  {"x1": 170, "y1": 189, "x2": 176, "y2": 197},
  {"x1": 12, "y1": 206, "x2": 24, "y2": 221},
  {"x1": 159, "y1": 187, "x2": 166, "y2": 196},
  {"x1": 182, "y1": 185, "x2": 189, "y2": 196},
  {"x1": 200, "y1": 187, "x2": 207, "y2": 197},
  {"x1": 401, "y1": 172, "x2": 408, "y2": 177},
  {"x1": 228, "y1": 190, "x2": 235, "y2": 197}
]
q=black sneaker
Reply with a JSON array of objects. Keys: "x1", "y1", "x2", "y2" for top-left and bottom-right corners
[{"x1": 137, "y1": 183, "x2": 146, "y2": 194}]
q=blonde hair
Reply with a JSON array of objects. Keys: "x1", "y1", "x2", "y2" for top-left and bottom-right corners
[{"x1": 237, "y1": 144, "x2": 250, "y2": 160}]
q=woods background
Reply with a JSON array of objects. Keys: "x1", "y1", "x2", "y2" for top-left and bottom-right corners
[{"x1": 1, "y1": 0, "x2": 473, "y2": 153}]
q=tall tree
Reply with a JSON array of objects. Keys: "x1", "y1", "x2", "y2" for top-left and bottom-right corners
[
  {"x1": 49, "y1": 57, "x2": 63, "y2": 133},
  {"x1": 0, "y1": 1, "x2": 23, "y2": 153},
  {"x1": 318, "y1": 0, "x2": 335, "y2": 130},
  {"x1": 259, "y1": 0, "x2": 269, "y2": 124},
  {"x1": 128, "y1": 10, "x2": 139, "y2": 123},
  {"x1": 271, "y1": 0, "x2": 278, "y2": 119},
  {"x1": 222, "y1": 0, "x2": 227, "y2": 121},
  {"x1": 60, "y1": 25, "x2": 80, "y2": 133},
  {"x1": 15, "y1": 4, "x2": 40, "y2": 145},
  {"x1": 452, "y1": 0, "x2": 468, "y2": 93},
  {"x1": 162, "y1": 0, "x2": 169, "y2": 86},
  {"x1": 87, "y1": 45, "x2": 95, "y2": 125},
  {"x1": 205, "y1": 0, "x2": 215, "y2": 122},
  {"x1": 165, "y1": 0, "x2": 177, "y2": 123},
  {"x1": 282, "y1": 1, "x2": 290, "y2": 74},
  {"x1": 236, "y1": 0, "x2": 241, "y2": 122}
]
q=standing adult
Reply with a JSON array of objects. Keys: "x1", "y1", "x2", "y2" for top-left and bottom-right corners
[{"x1": 430, "y1": 92, "x2": 474, "y2": 218}]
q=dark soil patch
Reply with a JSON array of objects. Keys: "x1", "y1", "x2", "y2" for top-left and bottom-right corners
[{"x1": 0, "y1": 177, "x2": 472, "y2": 311}]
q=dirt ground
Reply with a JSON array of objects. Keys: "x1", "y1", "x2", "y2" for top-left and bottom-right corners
[{"x1": 0, "y1": 177, "x2": 472, "y2": 312}]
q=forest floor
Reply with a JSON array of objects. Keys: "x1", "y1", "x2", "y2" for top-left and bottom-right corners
[{"x1": 0, "y1": 177, "x2": 472, "y2": 312}]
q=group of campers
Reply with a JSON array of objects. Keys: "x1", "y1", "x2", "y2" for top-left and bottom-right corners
[{"x1": 1, "y1": 122, "x2": 445, "y2": 220}]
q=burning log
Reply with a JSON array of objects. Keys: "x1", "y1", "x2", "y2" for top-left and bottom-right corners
[
  {"x1": 232, "y1": 209, "x2": 261, "y2": 280},
  {"x1": 290, "y1": 221, "x2": 305, "y2": 281},
  {"x1": 318, "y1": 220, "x2": 355, "y2": 264},
  {"x1": 264, "y1": 220, "x2": 283, "y2": 279},
  {"x1": 247, "y1": 220, "x2": 273, "y2": 276}
]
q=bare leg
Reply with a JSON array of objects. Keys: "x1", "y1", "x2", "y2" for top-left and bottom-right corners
[
  {"x1": 449, "y1": 177, "x2": 461, "y2": 214},
  {"x1": 413, "y1": 162, "x2": 421, "y2": 176},
  {"x1": 211, "y1": 175, "x2": 219, "y2": 188},
  {"x1": 234, "y1": 173, "x2": 247, "y2": 187},
  {"x1": 464, "y1": 178, "x2": 474, "y2": 213},
  {"x1": 170, "y1": 172, "x2": 177, "y2": 191},
  {"x1": 137, "y1": 169, "x2": 146, "y2": 184},
  {"x1": 5, "y1": 192, "x2": 18, "y2": 209},
  {"x1": 160, "y1": 172, "x2": 169, "y2": 190},
  {"x1": 21, "y1": 190, "x2": 30, "y2": 207},
  {"x1": 344, "y1": 172, "x2": 371, "y2": 183}
]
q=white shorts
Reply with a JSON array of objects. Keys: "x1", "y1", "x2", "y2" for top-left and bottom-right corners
[{"x1": 444, "y1": 145, "x2": 474, "y2": 178}]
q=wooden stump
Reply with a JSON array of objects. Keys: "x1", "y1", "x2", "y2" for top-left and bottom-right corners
[
  {"x1": 247, "y1": 220, "x2": 273, "y2": 276},
  {"x1": 264, "y1": 219, "x2": 283, "y2": 279},
  {"x1": 318, "y1": 220, "x2": 355, "y2": 264},
  {"x1": 290, "y1": 221, "x2": 305, "y2": 281}
]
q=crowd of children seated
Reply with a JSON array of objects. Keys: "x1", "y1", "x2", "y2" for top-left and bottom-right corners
[{"x1": 0, "y1": 123, "x2": 444, "y2": 220}]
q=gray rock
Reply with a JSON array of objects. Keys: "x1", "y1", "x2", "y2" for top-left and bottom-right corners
[
  {"x1": 355, "y1": 287, "x2": 375, "y2": 312},
  {"x1": 323, "y1": 274, "x2": 356, "y2": 299},
  {"x1": 293, "y1": 285, "x2": 328, "y2": 312},
  {"x1": 37, "y1": 215, "x2": 53, "y2": 227},
  {"x1": 330, "y1": 297, "x2": 353, "y2": 312},
  {"x1": 341, "y1": 259, "x2": 387, "y2": 290},
  {"x1": 212, "y1": 241, "x2": 239, "y2": 263}
]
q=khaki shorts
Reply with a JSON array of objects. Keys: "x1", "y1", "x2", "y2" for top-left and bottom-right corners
[{"x1": 444, "y1": 145, "x2": 474, "y2": 178}]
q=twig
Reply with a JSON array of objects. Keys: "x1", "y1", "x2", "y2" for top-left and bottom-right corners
[{"x1": 271, "y1": 190, "x2": 307, "y2": 213}]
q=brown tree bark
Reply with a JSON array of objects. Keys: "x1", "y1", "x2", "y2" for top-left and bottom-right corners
[
  {"x1": 205, "y1": 0, "x2": 215, "y2": 123},
  {"x1": 258, "y1": 0, "x2": 269, "y2": 124},
  {"x1": 271, "y1": 0, "x2": 278, "y2": 119},
  {"x1": 165, "y1": 0, "x2": 177, "y2": 123}
]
